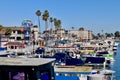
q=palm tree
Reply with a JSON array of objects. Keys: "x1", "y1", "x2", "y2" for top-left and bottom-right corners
[
  {"x1": 49, "y1": 17, "x2": 54, "y2": 34},
  {"x1": 57, "y1": 20, "x2": 62, "y2": 38},
  {"x1": 54, "y1": 18, "x2": 62, "y2": 30},
  {"x1": 36, "y1": 10, "x2": 41, "y2": 33},
  {"x1": 49, "y1": 17, "x2": 53, "y2": 30},
  {"x1": 53, "y1": 18, "x2": 57, "y2": 30},
  {"x1": 42, "y1": 10, "x2": 49, "y2": 31},
  {"x1": 53, "y1": 19, "x2": 62, "y2": 29},
  {"x1": 53, "y1": 19, "x2": 62, "y2": 38},
  {"x1": 114, "y1": 31, "x2": 120, "y2": 37},
  {"x1": 57, "y1": 20, "x2": 61, "y2": 29}
]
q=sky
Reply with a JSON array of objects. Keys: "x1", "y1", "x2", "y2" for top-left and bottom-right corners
[{"x1": 0, "y1": 0, "x2": 120, "y2": 34}]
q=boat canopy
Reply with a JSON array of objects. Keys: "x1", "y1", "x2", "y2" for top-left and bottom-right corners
[
  {"x1": 97, "y1": 51, "x2": 109, "y2": 54},
  {"x1": 55, "y1": 40, "x2": 66, "y2": 44},
  {"x1": 35, "y1": 47, "x2": 45, "y2": 54},
  {"x1": 85, "y1": 57, "x2": 105, "y2": 64},
  {"x1": 65, "y1": 58, "x2": 84, "y2": 66}
]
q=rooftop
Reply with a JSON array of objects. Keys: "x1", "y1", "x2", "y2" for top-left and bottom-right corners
[{"x1": 0, "y1": 57, "x2": 55, "y2": 66}]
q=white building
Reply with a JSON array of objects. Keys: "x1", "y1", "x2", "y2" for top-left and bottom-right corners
[{"x1": 69, "y1": 29, "x2": 93, "y2": 41}]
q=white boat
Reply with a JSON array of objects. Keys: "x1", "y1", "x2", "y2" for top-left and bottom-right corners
[
  {"x1": 88, "y1": 74, "x2": 104, "y2": 80},
  {"x1": 100, "y1": 69, "x2": 115, "y2": 75},
  {"x1": 113, "y1": 41, "x2": 119, "y2": 52}
]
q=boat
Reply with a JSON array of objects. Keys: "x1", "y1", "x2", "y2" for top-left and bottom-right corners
[
  {"x1": 113, "y1": 41, "x2": 119, "y2": 52},
  {"x1": 0, "y1": 51, "x2": 16, "y2": 57},
  {"x1": 88, "y1": 74, "x2": 105, "y2": 80},
  {"x1": 100, "y1": 69, "x2": 115, "y2": 75},
  {"x1": 0, "y1": 57, "x2": 55, "y2": 80},
  {"x1": 96, "y1": 51, "x2": 115, "y2": 62},
  {"x1": 54, "y1": 65, "x2": 92, "y2": 80}
]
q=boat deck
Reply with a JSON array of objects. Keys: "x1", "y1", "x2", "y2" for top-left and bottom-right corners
[
  {"x1": 0, "y1": 57, "x2": 55, "y2": 66},
  {"x1": 54, "y1": 65, "x2": 92, "y2": 74}
]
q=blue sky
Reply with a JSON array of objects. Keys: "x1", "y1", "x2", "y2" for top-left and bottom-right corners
[{"x1": 0, "y1": 0, "x2": 120, "y2": 34}]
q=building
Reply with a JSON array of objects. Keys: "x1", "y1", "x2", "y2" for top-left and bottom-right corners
[
  {"x1": 51, "y1": 27, "x2": 93, "y2": 41},
  {"x1": 55, "y1": 28, "x2": 66, "y2": 39},
  {"x1": 9, "y1": 27, "x2": 24, "y2": 42},
  {"x1": 7, "y1": 27, "x2": 26, "y2": 50},
  {"x1": 79, "y1": 30, "x2": 92, "y2": 41},
  {"x1": 69, "y1": 29, "x2": 93, "y2": 41},
  {"x1": 7, "y1": 26, "x2": 39, "y2": 50},
  {"x1": 31, "y1": 25, "x2": 39, "y2": 41}
]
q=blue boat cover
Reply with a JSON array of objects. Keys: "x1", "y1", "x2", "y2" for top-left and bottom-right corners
[
  {"x1": 35, "y1": 47, "x2": 45, "y2": 54},
  {"x1": 55, "y1": 76, "x2": 79, "y2": 80},
  {"x1": 98, "y1": 51, "x2": 108, "y2": 54},
  {"x1": 53, "y1": 52, "x2": 67, "y2": 62},
  {"x1": 0, "y1": 47, "x2": 7, "y2": 51},
  {"x1": 85, "y1": 57, "x2": 105, "y2": 64},
  {"x1": 66, "y1": 58, "x2": 84, "y2": 66}
]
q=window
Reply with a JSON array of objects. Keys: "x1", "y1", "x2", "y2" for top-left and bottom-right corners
[
  {"x1": 13, "y1": 31, "x2": 15, "y2": 33},
  {"x1": 16, "y1": 37, "x2": 21, "y2": 40},
  {"x1": 11, "y1": 46, "x2": 14, "y2": 49},
  {"x1": 17, "y1": 30, "x2": 21, "y2": 34},
  {"x1": 10, "y1": 37, "x2": 15, "y2": 39}
]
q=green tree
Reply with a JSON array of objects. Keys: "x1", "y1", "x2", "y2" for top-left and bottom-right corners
[
  {"x1": 0, "y1": 25, "x2": 3, "y2": 27},
  {"x1": 114, "y1": 31, "x2": 120, "y2": 37},
  {"x1": 92, "y1": 34, "x2": 98, "y2": 40},
  {"x1": 105, "y1": 33, "x2": 112, "y2": 38},
  {"x1": 53, "y1": 19, "x2": 62, "y2": 30},
  {"x1": 5, "y1": 28, "x2": 12, "y2": 35},
  {"x1": 111, "y1": 33, "x2": 114, "y2": 37},
  {"x1": 0, "y1": 25, "x2": 3, "y2": 30},
  {"x1": 79, "y1": 27, "x2": 84, "y2": 31},
  {"x1": 97, "y1": 33, "x2": 102, "y2": 39}
]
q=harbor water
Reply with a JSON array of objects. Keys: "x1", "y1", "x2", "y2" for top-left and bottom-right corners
[{"x1": 110, "y1": 43, "x2": 120, "y2": 80}]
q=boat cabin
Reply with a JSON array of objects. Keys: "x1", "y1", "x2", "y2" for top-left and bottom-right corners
[{"x1": 0, "y1": 57, "x2": 55, "y2": 80}]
